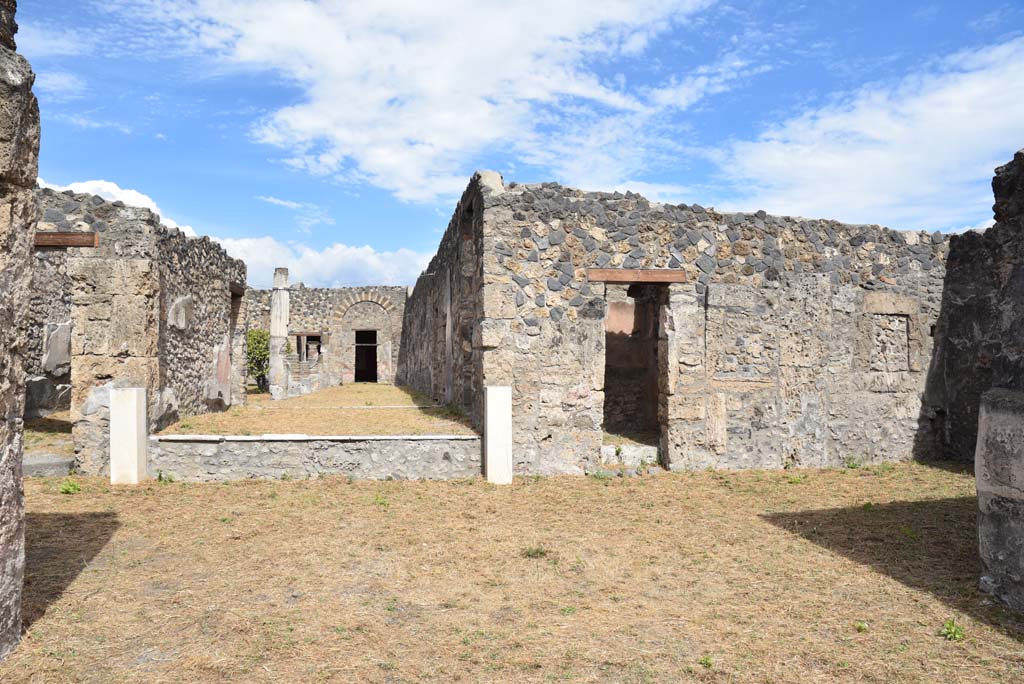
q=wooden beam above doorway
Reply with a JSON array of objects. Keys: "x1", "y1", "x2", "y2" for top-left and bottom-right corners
[
  {"x1": 586, "y1": 268, "x2": 687, "y2": 283},
  {"x1": 34, "y1": 231, "x2": 99, "y2": 248},
  {"x1": 228, "y1": 281, "x2": 246, "y2": 297}
]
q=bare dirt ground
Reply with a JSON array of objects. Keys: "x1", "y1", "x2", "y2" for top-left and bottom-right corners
[
  {"x1": 4, "y1": 463, "x2": 1022, "y2": 683},
  {"x1": 158, "y1": 384, "x2": 475, "y2": 436}
]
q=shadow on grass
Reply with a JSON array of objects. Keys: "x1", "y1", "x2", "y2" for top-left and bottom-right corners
[
  {"x1": 22, "y1": 512, "x2": 120, "y2": 629},
  {"x1": 763, "y1": 497, "x2": 1023, "y2": 642},
  {"x1": 390, "y1": 383, "x2": 478, "y2": 433},
  {"x1": 23, "y1": 416, "x2": 72, "y2": 435}
]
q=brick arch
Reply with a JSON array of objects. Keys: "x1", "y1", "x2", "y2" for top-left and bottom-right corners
[
  {"x1": 328, "y1": 292, "x2": 401, "y2": 384},
  {"x1": 332, "y1": 292, "x2": 396, "y2": 323}
]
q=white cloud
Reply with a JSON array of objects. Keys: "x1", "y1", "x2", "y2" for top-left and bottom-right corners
[
  {"x1": 37, "y1": 178, "x2": 198, "y2": 237},
  {"x1": 254, "y1": 195, "x2": 334, "y2": 234},
  {"x1": 648, "y1": 55, "x2": 771, "y2": 111},
  {"x1": 34, "y1": 71, "x2": 87, "y2": 101},
  {"x1": 714, "y1": 36, "x2": 1024, "y2": 230},
  {"x1": 16, "y1": 24, "x2": 89, "y2": 59},
  {"x1": 256, "y1": 195, "x2": 302, "y2": 210},
  {"x1": 98, "y1": 0, "x2": 752, "y2": 202},
  {"x1": 213, "y1": 236, "x2": 430, "y2": 289},
  {"x1": 53, "y1": 113, "x2": 133, "y2": 135}
]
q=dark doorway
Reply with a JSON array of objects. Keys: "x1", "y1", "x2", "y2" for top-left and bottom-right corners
[
  {"x1": 355, "y1": 330, "x2": 378, "y2": 382},
  {"x1": 603, "y1": 283, "x2": 663, "y2": 443}
]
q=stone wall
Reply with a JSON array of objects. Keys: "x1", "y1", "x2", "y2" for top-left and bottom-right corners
[
  {"x1": 24, "y1": 247, "x2": 71, "y2": 417},
  {"x1": 49, "y1": 190, "x2": 246, "y2": 474},
  {"x1": 247, "y1": 283, "x2": 407, "y2": 392},
  {"x1": 0, "y1": 0, "x2": 38, "y2": 661},
  {"x1": 397, "y1": 173, "x2": 495, "y2": 427},
  {"x1": 941, "y1": 149, "x2": 1024, "y2": 613},
  {"x1": 402, "y1": 172, "x2": 949, "y2": 475},
  {"x1": 149, "y1": 434, "x2": 481, "y2": 481},
  {"x1": 927, "y1": 150, "x2": 1024, "y2": 462},
  {"x1": 156, "y1": 230, "x2": 247, "y2": 419}
]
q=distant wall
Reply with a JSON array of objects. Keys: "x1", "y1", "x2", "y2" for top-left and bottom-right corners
[
  {"x1": 246, "y1": 285, "x2": 406, "y2": 390},
  {"x1": 0, "y1": 0, "x2": 39, "y2": 660}
]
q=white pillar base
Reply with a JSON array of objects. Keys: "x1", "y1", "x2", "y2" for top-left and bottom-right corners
[
  {"x1": 110, "y1": 387, "x2": 148, "y2": 485},
  {"x1": 485, "y1": 386, "x2": 513, "y2": 485}
]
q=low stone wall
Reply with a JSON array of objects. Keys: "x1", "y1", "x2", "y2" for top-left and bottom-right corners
[
  {"x1": 148, "y1": 434, "x2": 481, "y2": 481},
  {"x1": 975, "y1": 389, "x2": 1024, "y2": 611}
]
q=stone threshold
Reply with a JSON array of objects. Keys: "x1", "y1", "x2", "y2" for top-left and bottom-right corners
[{"x1": 152, "y1": 434, "x2": 480, "y2": 442}]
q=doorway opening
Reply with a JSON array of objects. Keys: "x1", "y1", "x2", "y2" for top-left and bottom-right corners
[
  {"x1": 295, "y1": 333, "x2": 322, "y2": 363},
  {"x1": 354, "y1": 330, "x2": 378, "y2": 383},
  {"x1": 602, "y1": 283, "x2": 664, "y2": 446}
]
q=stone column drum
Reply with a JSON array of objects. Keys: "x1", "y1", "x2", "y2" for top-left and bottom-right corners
[{"x1": 976, "y1": 388, "x2": 1024, "y2": 612}]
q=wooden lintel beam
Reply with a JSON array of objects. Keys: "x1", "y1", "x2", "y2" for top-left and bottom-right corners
[
  {"x1": 34, "y1": 231, "x2": 98, "y2": 248},
  {"x1": 229, "y1": 281, "x2": 246, "y2": 296},
  {"x1": 586, "y1": 268, "x2": 687, "y2": 283}
]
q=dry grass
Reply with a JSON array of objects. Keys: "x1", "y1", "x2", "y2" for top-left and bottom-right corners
[
  {"x1": 24, "y1": 411, "x2": 74, "y2": 457},
  {"x1": 158, "y1": 384, "x2": 475, "y2": 436},
  {"x1": 5, "y1": 462, "x2": 1023, "y2": 683}
]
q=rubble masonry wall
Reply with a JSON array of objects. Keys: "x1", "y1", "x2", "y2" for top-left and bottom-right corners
[{"x1": 0, "y1": 0, "x2": 39, "y2": 660}]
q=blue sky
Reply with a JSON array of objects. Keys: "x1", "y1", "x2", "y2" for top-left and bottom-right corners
[{"x1": 17, "y1": 0, "x2": 1024, "y2": 287}]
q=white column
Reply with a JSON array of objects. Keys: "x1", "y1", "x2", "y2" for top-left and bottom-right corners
[
  {"x1": 485, "y1": 386, "x2": 513, "y2": 484},
  {"x1": 110, "y1": 387, "x2": 148, "y2": 485},
  {"x1": 269, "y1": 267, "x2": 290, "y2": 399}
]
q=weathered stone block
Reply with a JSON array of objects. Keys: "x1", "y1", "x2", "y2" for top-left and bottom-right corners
[
  {"x1": 483, "y1": 283, "x2": 518, "y2": 320},
  {"x1": 41, "y1": 321, "x2": 71, "y2": 373}
]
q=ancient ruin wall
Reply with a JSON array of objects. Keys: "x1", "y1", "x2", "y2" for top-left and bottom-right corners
[
  {"x1": 56, "y1": 191, "x2": 246, "y2": 473},
  {"x1": 928, "y1": 150, "x2": 1024, "y2": 462},
  {"x1": 156, "y1": 233, "x2": 247, "y2": 421},
  {"x1": 466, "y1": 174, "x2": 947, "y2": 474},
  {"x1": 0, "y1": 0, "x2": 39, "y2": 660},
  {"x1": 945, "y1": 149, "x2": 1024, "y2": 612},
  {"x1": 247, "y1": 285, "x2": 407, "y2": 388},
  {"x1": 396, "y1": 174, "x2": 494, "y2": 428},
  {"x1": 25, "y1": 245, "x2": 71, "y2": 417}
]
